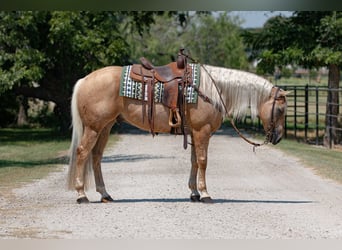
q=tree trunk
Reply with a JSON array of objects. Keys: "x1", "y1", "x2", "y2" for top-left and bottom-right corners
[
  {"x1": 14, "y1": 84, "x2": 72, "y2": 134},
  {"x1": 323, "y1": 64, "x2": 340, "y2": 148},
  {"x1": 54, "y1": 100, "x2": 72, "y2": 133},
  {"x1": 16, "y1": 95, "x2": 29, "y2": 127}
]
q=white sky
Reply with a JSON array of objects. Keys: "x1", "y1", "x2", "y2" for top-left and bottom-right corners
[{"x1": 229, "y1": 11, "x2": 293, "y2": 28}]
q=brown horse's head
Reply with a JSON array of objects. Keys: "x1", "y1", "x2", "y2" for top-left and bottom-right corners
[{"x1": 259, "y1": 87, "x2": 289, "y2": 145}]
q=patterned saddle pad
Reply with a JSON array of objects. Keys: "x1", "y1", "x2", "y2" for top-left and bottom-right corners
[{"x1": 119, "y1": 63, "x2": 200, "y2": 104}]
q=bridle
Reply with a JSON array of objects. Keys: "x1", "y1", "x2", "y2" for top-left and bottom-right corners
[
  {"x1": 179, "y1": 50, "x2": 281, "y2": 151},
  {"x1": 267, "y1": 87, "x2": 281, "y2": 141},
  {"x1": 200, "y1": 64, "x2": 281, "y2": 151},
  {"x1": 229, "y1": 86, "x2": 280, "y2": 151}
]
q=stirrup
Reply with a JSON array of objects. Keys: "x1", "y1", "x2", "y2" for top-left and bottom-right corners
[{"x1": 168, "y1": 109, "x2": 181, "y2": 128}]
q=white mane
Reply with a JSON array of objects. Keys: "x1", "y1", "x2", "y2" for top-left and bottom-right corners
[{"x1": 200, "y1": 65, "x2": 274, "y2": 120}]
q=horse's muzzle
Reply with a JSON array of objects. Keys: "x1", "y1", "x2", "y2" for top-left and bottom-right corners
[{"x1": 270, "y1": 127, "x2": 283, "y2": 145}]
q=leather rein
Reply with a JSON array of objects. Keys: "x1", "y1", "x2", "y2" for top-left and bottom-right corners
[
  {"x1": 180, "y1": 51, "x2": 280, "y2": 150},
  {"x1": 230, "y1": 87, "x2": 280, "y2": 151},
  {"x1": 202, "y1": 64, "x2": 281, "y2": 151}
]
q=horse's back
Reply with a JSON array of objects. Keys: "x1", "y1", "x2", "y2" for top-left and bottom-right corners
[
  {"x1": 79, "y1": 66, "x2": 122, "y2": 96},
  {"x1": 83, "y1": 66, "x2": 122, "y2": 85}
]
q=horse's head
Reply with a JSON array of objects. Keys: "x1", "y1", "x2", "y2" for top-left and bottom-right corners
[{"x1": 259, "y1": 87, "x2": 289, "y2": 145}]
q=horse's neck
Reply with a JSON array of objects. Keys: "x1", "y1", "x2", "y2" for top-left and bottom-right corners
[{"x1": 201, "y1": 65, "x2": 273, "y2": 120}]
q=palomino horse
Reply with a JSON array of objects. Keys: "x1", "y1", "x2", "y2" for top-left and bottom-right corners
[{"x1": 68, "y1": 64, "x2": 288, "y2": 203}]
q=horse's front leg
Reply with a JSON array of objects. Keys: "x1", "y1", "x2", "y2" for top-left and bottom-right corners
[
  {"x1": 92, "y1": 121, "x2": 115, "y2": 203},
  {"x1": 190, "y1": 126, "x2": 213, "y2": 203},
  {"x1": 189, "y1": 137, "x2": 201, "y2": 202}
]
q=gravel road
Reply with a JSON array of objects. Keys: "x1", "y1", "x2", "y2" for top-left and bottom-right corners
[{"x1": 1, "y1": 128, "x2": 342, "y2": 239}]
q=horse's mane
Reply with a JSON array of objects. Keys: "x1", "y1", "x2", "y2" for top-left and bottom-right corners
[{"x1": 200, "y1": 65, "x2": 274, "y2": 120}]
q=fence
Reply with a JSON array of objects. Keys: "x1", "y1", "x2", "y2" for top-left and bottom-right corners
[{"x1": 241, "y1": 84, "x2": 342, "y2": 148}]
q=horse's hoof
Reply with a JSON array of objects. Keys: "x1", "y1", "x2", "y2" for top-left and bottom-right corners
[
  {"x1": 101, "y1": 195, "x2": 114, "y2": 203},
  {"x1": 190, "y1": 194, "x2": 201, "y2": 202},
  {"x1": 77, "y1": 196, "x2": 90, "y2": 204},
  {"x1": 200, "y1": 197, "x2": 214, "y2": 204}
]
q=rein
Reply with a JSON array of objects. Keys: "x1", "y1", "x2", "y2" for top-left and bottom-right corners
[
  {"x1": 230, "y1": 87, "x2": 280, "y2": 151},
  {"x1": 180, "y1": 50, "x2": 279, "y2": 151},
  {"x1": 201, "y1": 64, "x2": 276, "y2": 151}
]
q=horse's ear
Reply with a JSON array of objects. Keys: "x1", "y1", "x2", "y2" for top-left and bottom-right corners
[{"x1": 279, "y1": 90, "x2": 291, "y2": 96}]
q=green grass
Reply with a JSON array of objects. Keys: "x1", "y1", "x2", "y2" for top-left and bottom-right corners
[
  {"x1": 227, "y1": 118, "x2": 342, "y2": 184},
  {"x1": 274, "y1": 138, "x2": 342, "y2": 184},
  {"x1": 0, "y1": 128, "x2": 118, "y2": 190},
  {"x1": 0, "y1": 129, "x2": 70, "y2": 164},
  {"x1": 0, "y1": 128, "x2": 70, "y2": 189},
  {"x1": 274, "y1": 75, "x2": 332, "y2": 86}
]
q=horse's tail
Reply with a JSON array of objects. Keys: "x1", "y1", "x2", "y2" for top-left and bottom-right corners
[{"x1": 67, "y1": 78, "x2": 93, "y2": 190}]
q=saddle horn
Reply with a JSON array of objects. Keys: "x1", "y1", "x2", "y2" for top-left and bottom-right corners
[{"x1": 176, "y1": 49, "x2": 187, "y2": 69}]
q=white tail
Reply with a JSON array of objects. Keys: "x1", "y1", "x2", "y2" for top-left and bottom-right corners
[{"x1": 67, "y1": 78, "x2": 93, "y2": 190}]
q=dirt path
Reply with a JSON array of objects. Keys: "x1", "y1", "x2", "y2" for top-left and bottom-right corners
[{"x1": 1, "y1": 128, "x2": 342, "y2": 239}]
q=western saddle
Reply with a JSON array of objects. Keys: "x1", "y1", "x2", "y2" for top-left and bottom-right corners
[{"x1": 130, "y1": 49, "x2": 193, "y2": 148}]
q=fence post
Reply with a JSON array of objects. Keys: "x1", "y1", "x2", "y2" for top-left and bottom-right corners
[
  {"x1": 294, "y1": 87, "x2": 297, "y2": 139},
  {"x1": 315, "y1": 86, "x2": 319, "y2": 145},
  {"x1": 328, "y1": 89, "x2": 333, "y2": 149},
  {"x1": 283, "y1": 85, "x2": 288, "y2": 139},
  {"x1": 305, "y1": 84, "x2": 309, "y2": 142}
]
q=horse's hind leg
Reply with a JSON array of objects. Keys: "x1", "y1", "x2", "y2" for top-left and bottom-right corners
[
  {"x1": 92, "y1": 121, "x2": 115, "y2": 203},
  {"x1": 75, "y1": 126, "x2": 99, "y2": 203}
]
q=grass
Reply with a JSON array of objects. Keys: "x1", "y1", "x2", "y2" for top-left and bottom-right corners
[
  {"x1": 224, "y1": 119, "x2": 342, "y2": 184},
  {"x1": 0, "y1": 128, "x2": 70, "y2": 190},
  {"x1": 0, "y1": 128, "x2": 118, "y2": 191},
  {"x1": 274, "y1": 75, "x2": 331, "y2": 86},
  {"x1": 275, "y1": 138, "x2": 342, "y2": 184}
]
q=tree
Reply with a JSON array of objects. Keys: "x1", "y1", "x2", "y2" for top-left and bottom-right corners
[
  {"x1": 0, "y1": 11, "x2": 166, "y2": 131},
  {"x1": 243, "y1": 11, "x2": 342, "y2": 146},
  {"x1": 122, "y1": 12, "x2": 190, "y2": 65},
  {"x1": 123, "y1": 12, "x2": 248, "y2": 69},
  {"x1": 185, "y1": 12, "x2": 248, "y2": 69},
  {"x1": 0, "y1": 91, "x2": 18, "y2": 127},
  {"x1": 0, "y1": 11, "x2": 247, "y2": 130}
]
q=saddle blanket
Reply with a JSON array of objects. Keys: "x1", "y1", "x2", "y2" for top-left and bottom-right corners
[{"x1": 119, "y1": 63, "x2": 200, "y2": 104}]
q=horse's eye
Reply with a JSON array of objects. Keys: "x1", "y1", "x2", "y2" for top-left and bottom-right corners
[
  {"x1": 275, "y1": 96, "x2": 286, "y2": 103},
  {"x1": 277, "y1": 106, "x2": 284, "y2": 115}
]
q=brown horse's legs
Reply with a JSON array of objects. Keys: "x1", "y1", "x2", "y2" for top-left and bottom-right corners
[
  {"x1": 191, "y1": 126, "x2": 212, "y2": 203},
  {"x1": 75, "y1": 126, "x2": 99, "y2": 203},
  {"x1": 189, "y1": 136, "x2": 200, "y2": 202},
  {"x1": 92, "y1": 121, "x2": 115, "y2": 203}
]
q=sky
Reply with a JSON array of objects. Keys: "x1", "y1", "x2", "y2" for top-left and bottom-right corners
[{"x1": 229, "y1": 11, "x2": 293, "y2": 28}]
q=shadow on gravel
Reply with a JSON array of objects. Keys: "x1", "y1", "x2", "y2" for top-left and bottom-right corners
[
  {"x1": 97, "y1": 198, "x2": 314, "y2": 204},
  {"x1": 213, "y1": 199, "x2": 314, "y2": 204},
  {"x1": 102, "y1": 154, "x2": 174, "y2": 163}
]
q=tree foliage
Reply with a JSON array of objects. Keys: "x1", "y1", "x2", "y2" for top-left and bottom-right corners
[
  {"x1": 185, "y1": 12, "x2": 248, "y2": 69},
  {"x1": 244, "y1": 11, "x2": 342, "y2": 73},
  {"x1": 243, "y1": 11, "x2": 342, "y2": 146},
  {"x1": 0, "y1": 11, "x2": 156, "y2": 130},
  {"x1": 123, "y1": 12, "x2": 248, "y2": 69},
  {"x1": 0, "y1": 11, "x2": 247, "y2": 130},
  {"x1": 0, "y1": 11, "x2": 46, "y2": 92},
  {"x1": 122, "y1": 12, "x2": 189, "y2": 65}
]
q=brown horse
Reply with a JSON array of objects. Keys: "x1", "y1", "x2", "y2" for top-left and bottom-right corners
[{"x1": 67, "y1": 64, "x2": 288, "y2": 203}]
